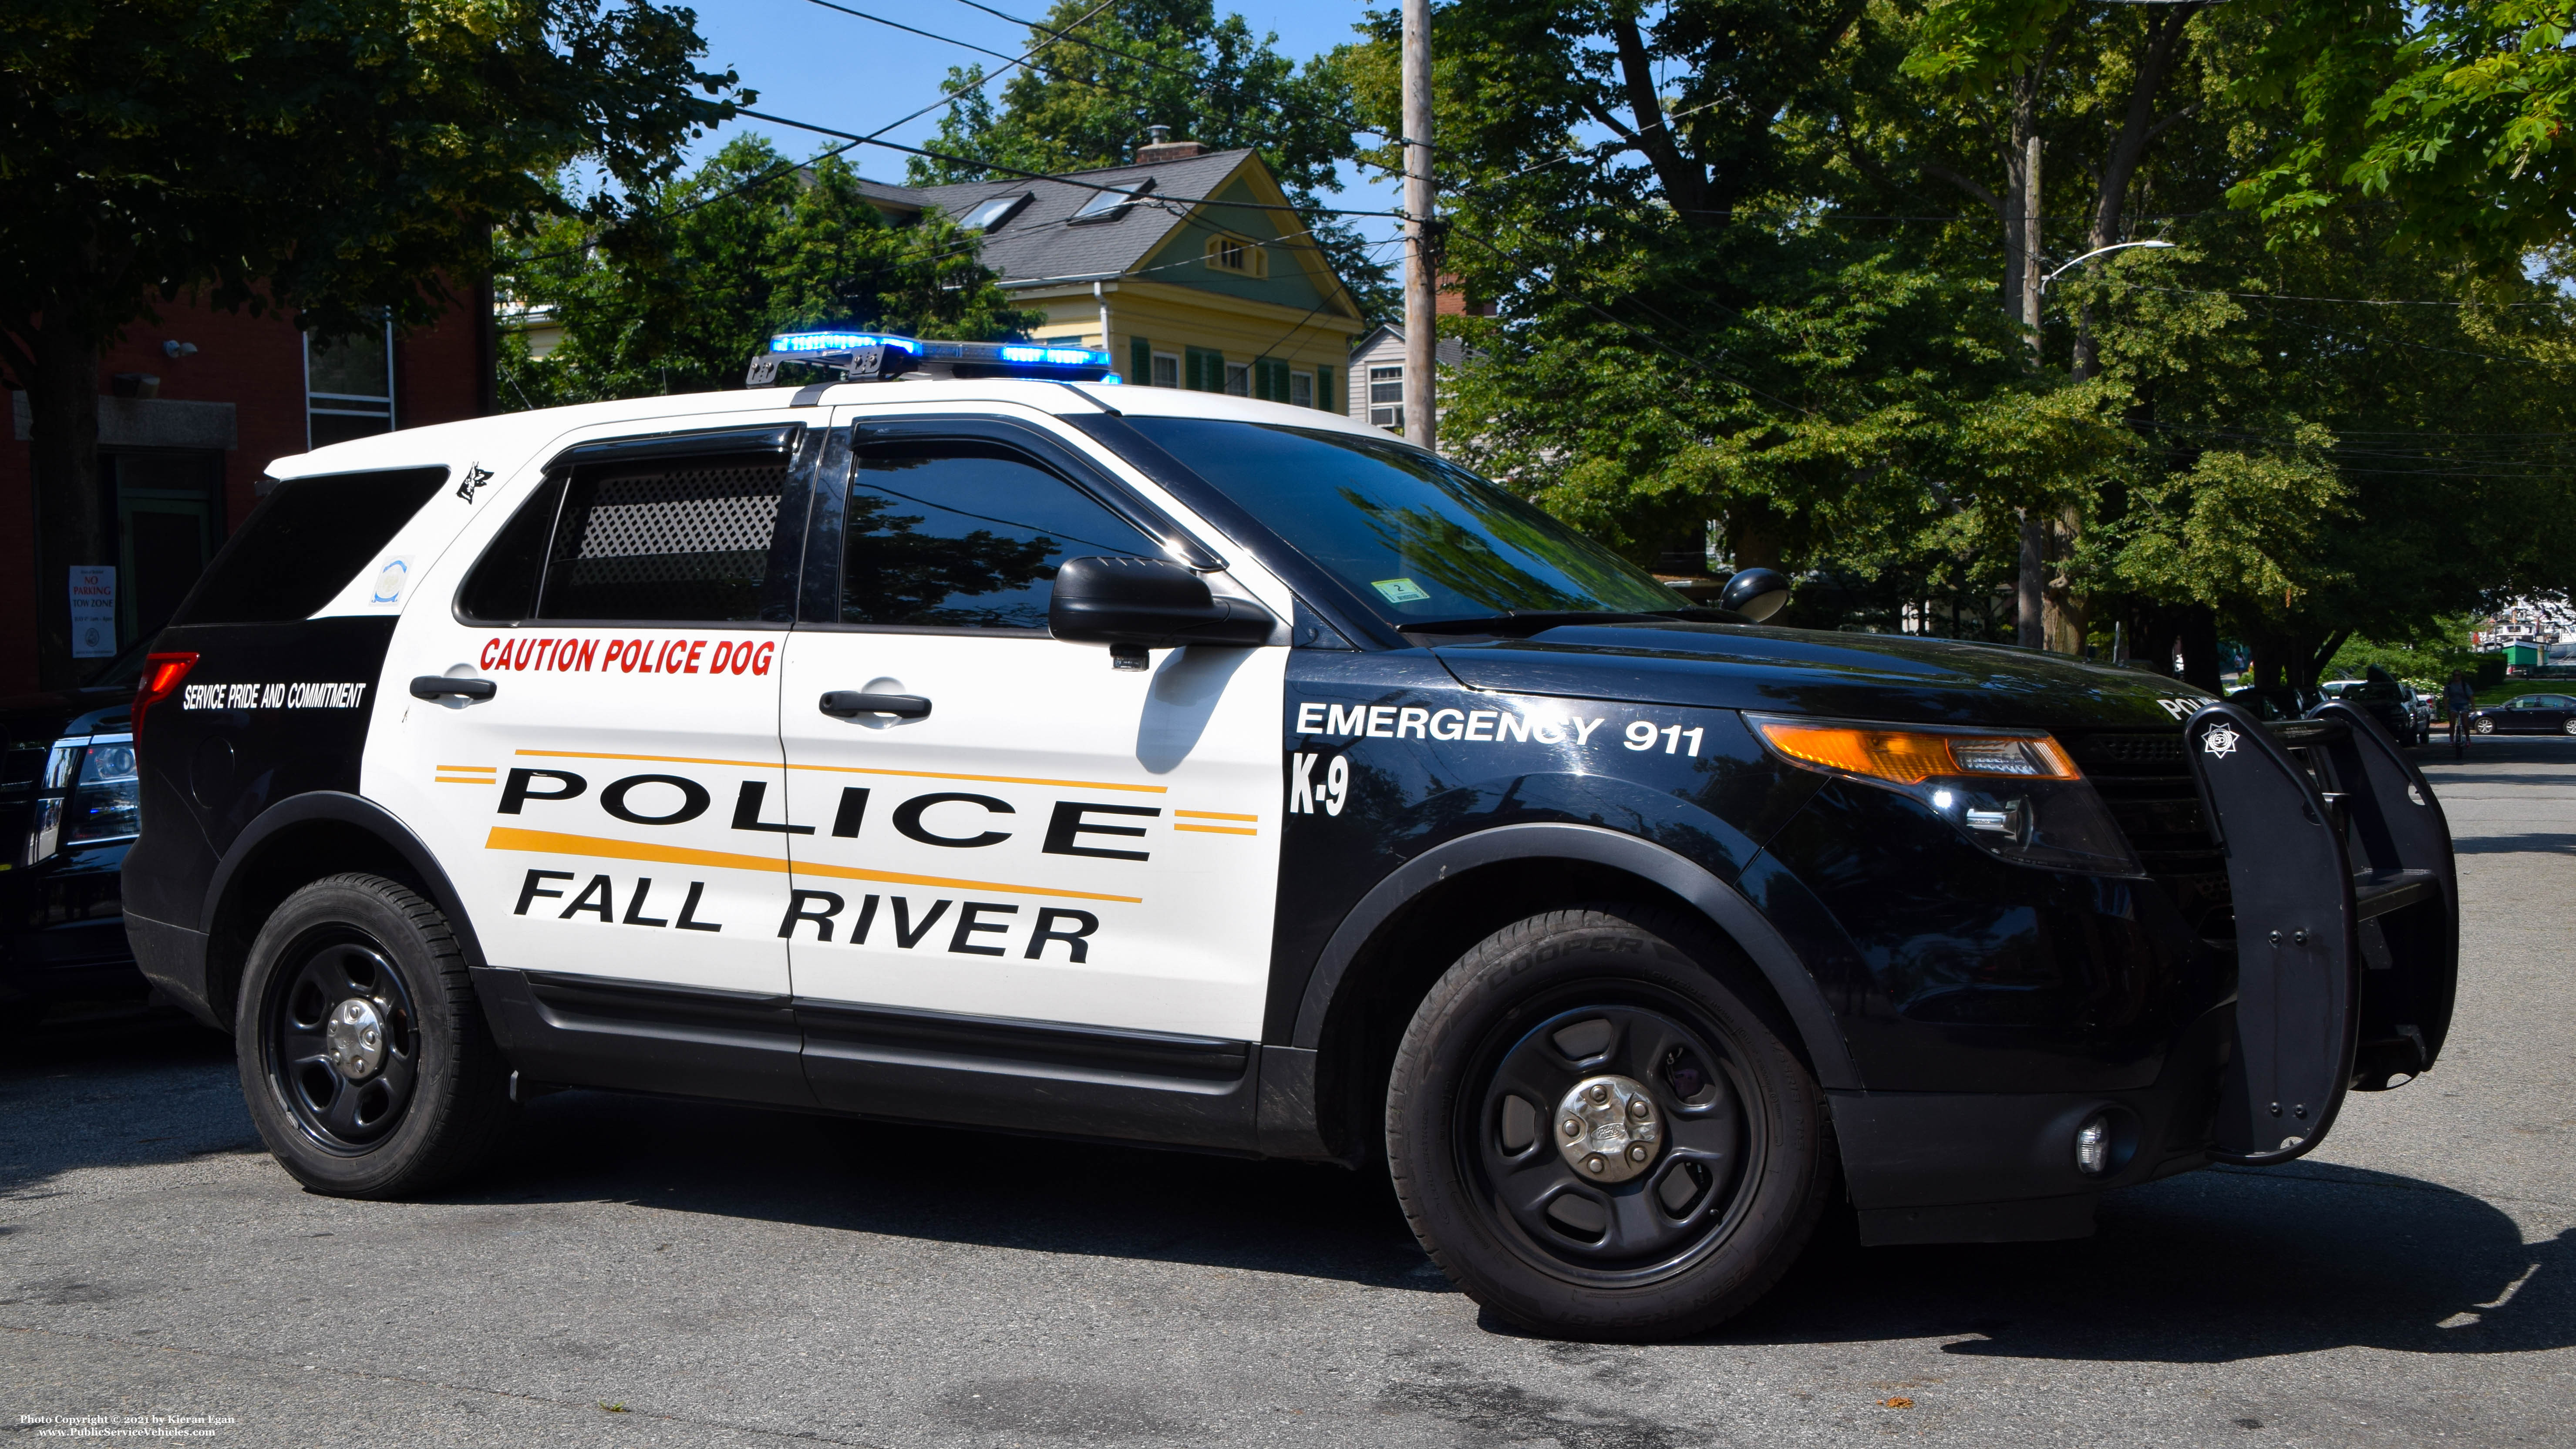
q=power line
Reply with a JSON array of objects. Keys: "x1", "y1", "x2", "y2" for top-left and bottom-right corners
[
  {"x1": 503, "y1": 0, "x2": 1120, "y2": 271},
  {"x1": 737, "y1": 108, "x2": 1409, "y2": 219}
]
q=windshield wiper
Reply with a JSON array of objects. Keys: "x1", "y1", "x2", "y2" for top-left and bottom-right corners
[{"x1": 1399, "y1": 610, "x2": 1672, "y2": 638}]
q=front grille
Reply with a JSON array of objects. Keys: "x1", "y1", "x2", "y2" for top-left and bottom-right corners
[{"x1": 2063, "y1": 730, "x2": 2231, "y2": 935}]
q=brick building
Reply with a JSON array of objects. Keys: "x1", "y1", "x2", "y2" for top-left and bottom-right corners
[{"x1": 1, "y1": 294, "x2": 490, "y2": 694}]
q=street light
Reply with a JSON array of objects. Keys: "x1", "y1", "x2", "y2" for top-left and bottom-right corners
[{"x1": 2039, "y1": 239, "x2": 2176, "y2": 292}]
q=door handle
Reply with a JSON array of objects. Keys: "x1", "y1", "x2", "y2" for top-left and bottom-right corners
[
  {"x1": 820, "y1": 690, "x2": 931, "y2": 720},
  {"x1": 411, "y1": 676, "x2": 497, "y2": 702}
]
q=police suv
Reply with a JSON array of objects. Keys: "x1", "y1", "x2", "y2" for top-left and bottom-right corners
[{"x1": 123, "y1": 332, "x2": 2458, "y2": 1340}]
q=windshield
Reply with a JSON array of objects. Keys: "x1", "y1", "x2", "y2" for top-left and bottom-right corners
[{"x1": 1126, "y1": 418, "x2": 1686, "y2": 624}]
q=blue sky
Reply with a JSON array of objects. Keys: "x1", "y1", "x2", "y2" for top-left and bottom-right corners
[{"x1": 684, "y1": 0, "x2": 1407, "y2": 253}]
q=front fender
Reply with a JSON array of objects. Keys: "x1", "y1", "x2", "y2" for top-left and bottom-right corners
[{"x1": 1291, "y1": 819, "x2": 1861, "y2": 1092}]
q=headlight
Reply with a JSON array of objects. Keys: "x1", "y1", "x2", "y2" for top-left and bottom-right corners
[
  {"x1": 1751, "y1": 716, "x2": 2140, "y2": 875},
  {"x1": 22, "y1": 733, "x2": 139, "y2": 864}
]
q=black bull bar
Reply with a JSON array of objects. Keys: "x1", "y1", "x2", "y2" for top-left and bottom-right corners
[{"x1": 2182, "y1": 700, "x2": 2459, "y2": 1165}]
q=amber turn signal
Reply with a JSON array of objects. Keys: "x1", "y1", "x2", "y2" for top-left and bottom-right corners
[{"x1": 1754, "y1": 720, "x2": 2078, "y2": 785}]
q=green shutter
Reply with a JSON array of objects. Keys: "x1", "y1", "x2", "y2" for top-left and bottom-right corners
[
  {"x1": 1187, "y1": 346, "x2": 1222, "y2": 392},
  {"x1": 1256, "y1": 358, "x2": 1289, "y2": 402},
  {"x1": 1317, "y1": 363, "x2": 1336, "y2": 412},
  {"x1": 1129, "y1": 336, "x2": 1151, "y2": 385}
]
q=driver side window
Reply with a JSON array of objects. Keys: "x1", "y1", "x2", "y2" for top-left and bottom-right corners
[{"x1": 839, "y1": 439, "x2": 1160, "y2": 630}]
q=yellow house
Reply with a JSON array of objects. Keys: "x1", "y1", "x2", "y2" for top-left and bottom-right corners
[{"x1": 863, "y1": 135, "x2": 1367, "y2": 412}]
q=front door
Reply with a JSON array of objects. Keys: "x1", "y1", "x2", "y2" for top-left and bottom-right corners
[
  {"x1": 376, "y1": 421, "x2": 812, "y2": 1102},
  {"x1": 773, "y1": 415, "x2": 1287, "y2": 1059}
]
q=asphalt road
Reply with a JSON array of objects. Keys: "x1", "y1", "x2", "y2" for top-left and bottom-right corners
[{"x1": 5, "y1": 736, "x2": 2572, "y2": 1448}]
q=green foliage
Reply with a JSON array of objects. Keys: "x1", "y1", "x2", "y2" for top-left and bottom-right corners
[
  {"x1": 1352, "y1": 0, "x2": 2576, "y2": 683},
  {"x1": 914, "y1": 0, "x2": 1394, "y2": 319},
  {"x1": 2233, "y1": 2, "x2": 2576, "y2": 262},
  {"x1": 0, "y1": 0, "x2": 738, "y2": 354},
  {"x1": 496, "y1": 138, "x2": 1042, "y2": 407},
  {"x1": 2325, "y1": 624, "x2": 2484, "y2": 687}
]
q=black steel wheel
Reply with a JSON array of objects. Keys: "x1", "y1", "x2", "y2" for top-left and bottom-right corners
[
  {"x1": 236, "y1": 874, "x2": 512, "y2": 1197},
  {"x1": 267, "y1": 938, "x2": 421, "y2": 1151},
  {"x1": 1387, "y1": 905, "x2": 1831, "y2": 1340}
]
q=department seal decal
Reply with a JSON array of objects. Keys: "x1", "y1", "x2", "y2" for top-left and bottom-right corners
[{"x1": 2202, "y1": 722, "x2": 2241, "y2": 759}]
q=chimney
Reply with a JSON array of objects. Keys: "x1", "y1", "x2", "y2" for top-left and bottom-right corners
[{"x1": 1135, "y1": 125, "x2": 1205, "y2": 164}]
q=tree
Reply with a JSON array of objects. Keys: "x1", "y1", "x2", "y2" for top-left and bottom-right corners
[
  {"x1": 2234, "y1": 0, "x2": 2576, "y2": 263},
  {"x1": 1, "y1": 0, "x2": 737, "y2": 686},
  {"x1": 912, "y1": 0, "x2": 1396, "y2": 320},
  {"x1": 497, "y1": 139, "x2": 1042, "y2": 407},
  {"x1": 1893, "y1": 0, "x2": 2216, "y2": 652}
]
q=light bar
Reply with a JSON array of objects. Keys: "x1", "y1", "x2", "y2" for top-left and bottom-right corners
[
  {"x1": 750, "y1": 331, "x2": 1121, "y2": 386},
  {"x1": 768, "y1": 331, "x2": 920, "y2": 354}
]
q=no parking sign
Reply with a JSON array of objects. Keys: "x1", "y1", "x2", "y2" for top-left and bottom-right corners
[{"x1": 69, "y1": 565, "x2": 115, "y2": 657}]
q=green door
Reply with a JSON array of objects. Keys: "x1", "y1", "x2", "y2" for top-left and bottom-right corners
[{"x1": 110, "y1": 452, "x2": 222, "y2": 648}]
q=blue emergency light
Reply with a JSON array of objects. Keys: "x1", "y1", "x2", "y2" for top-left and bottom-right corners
[{"x1": 750, "y1": 331, "x2": 1119, "y2": 386}]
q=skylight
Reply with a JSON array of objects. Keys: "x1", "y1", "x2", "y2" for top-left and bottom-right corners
[
  {"x1": 960, "y1": 194, "x2": 1028, "y2": 232},
  {"x1": 1069, "y1": 177, "x2": 1154, "y2": 222}
]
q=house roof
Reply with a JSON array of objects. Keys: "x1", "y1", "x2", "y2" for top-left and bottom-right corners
[
  {"x1": 905, "y1": 148, "x2": 1279, "y2": 289},
  {"x1": 1350, "y1": 323, "x2": 1466, "y2": 366}
]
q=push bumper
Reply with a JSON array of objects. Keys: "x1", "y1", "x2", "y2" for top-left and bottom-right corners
[{"x1": 1828, "y1": 699, "x2": 2456, "y2": 1244}]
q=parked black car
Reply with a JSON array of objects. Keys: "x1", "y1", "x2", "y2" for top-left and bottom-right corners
[
  {"x1": 2464, "y1": 693, "x2": 2576, "y2": 735},
  {"x1": 0, "y1": 644, "x2": 148, "y2": 1028}
]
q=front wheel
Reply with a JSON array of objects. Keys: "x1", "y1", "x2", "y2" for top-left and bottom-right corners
[
  {"x1": 236, "y1": 874, "x2": 513, "y2": 1197},
  {"x1": 2562, "y1": 720, "x2": 2576, "y2": 737},
  {"x1": 1386, "y1": 906, "x2": 1831, "y2": 1340},
  {"x1": 2475, "y1": 716, "x2": 2497, "y2": 735}
]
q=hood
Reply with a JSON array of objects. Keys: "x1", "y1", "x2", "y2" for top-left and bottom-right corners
[{"x1": 1430, "y1": 621, "x2": 2209, "y2": 732}]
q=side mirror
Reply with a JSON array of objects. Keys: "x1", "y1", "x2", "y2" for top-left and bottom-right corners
[
  {"x1": 1049, "y1": 556, "x2": 1276, "y2": 665},
  {"x1": 1718, "y1": 567, "x2": 1790, "y2": 622}
]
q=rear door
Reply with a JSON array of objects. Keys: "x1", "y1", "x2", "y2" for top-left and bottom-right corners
[{"x1": 371, "y1": 420, "x2": 815, "y2": 1103}]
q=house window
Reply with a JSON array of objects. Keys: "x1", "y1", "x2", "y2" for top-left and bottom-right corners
[
  {"x1": 1203, "y1": 234, "x2": 1268, "y2": 277},
  {"x1": 1152, "y1": 353, "x2": 1180, "y2": 388},
  {"x1": 1290, "y1": 371, "x2": 1314, "y2": 408},
  {"x1": 1225, "y1": 362, "x2": 1250, "y2": 397},
  {"x1": 306, "y1": 321, "x2": 395, "y2": 449},
  {"x1": 1369, "y1": 365, "x2": 1403, "y2": 430}
]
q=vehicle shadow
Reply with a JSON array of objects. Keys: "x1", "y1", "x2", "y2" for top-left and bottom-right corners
[
  {"x1": 1694, "y1": 1159, "x2": 2574, "y2": 1361},
  {"x1": 9, "y1": 1016, "x2": 2568, "y2": 1357}
]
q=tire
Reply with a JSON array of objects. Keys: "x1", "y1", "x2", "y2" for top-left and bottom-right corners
[
  {"x1": 1386, "y1": 904, "x2": 1832, "y2": 1341},
  {"x1": 235, "y1": 874, "x2": 512, "y2": 1197},
  {"x1": 2563, "y1": 720, "x2": 2576, "y2": 737},
  {"x1": 2475, "y1": 717, "x2": 2496, "y2": 735}
]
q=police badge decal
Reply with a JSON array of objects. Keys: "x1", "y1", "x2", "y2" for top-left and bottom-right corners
[{"x1": 2202, "y1": 722, "x2": 2241, "y2": 759}]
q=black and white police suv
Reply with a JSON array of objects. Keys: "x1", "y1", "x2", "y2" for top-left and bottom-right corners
[{"x1": 123, "y1": 331, "x2": 2459, "y2": 1339}]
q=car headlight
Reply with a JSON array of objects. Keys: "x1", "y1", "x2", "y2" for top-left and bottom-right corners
[
  {"x1": 1750, "y1": 715, "x2": 2141, "y2": 875},
  {"x1": 23, "y1": 733, "x2": 140, "y2": 865}
]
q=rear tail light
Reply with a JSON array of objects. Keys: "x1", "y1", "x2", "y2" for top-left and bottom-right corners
[{"x1": 135, "y1": 652, "x2": 198, "y2": 729}]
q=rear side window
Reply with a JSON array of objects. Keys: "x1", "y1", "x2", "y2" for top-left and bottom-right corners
[
  {"x1": 458, "y1": 449, "x2": 791, "y2": 624},
  {"x1": 172, "y1": 467, "x2": 447, "y2": 625}
]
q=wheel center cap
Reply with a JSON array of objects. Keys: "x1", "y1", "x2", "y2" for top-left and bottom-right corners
[
  {"x1": 326, "y1": 998, "x2": 388, "y2": 1081},
  {"x1": 1554, "y1": 1074, "x2": 1662, "y2": 1183}
]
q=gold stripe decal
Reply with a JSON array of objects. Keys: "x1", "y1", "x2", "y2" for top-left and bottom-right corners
[
  {"x1": 1173, "y1": 824, "x2": 1257, "y2": 836},
  {"x1": 482, "y1": 827, "x2": 1144, "y2": 904},
  {"x1": 512, "y1": 748, "x2": 1166, "y2": 795},
  {"x1": 1174, "y1": 810, "x2": 1258, "y2": 821}
]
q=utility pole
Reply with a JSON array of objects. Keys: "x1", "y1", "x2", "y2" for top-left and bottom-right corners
[
  {"x1": 2015, "y1": 134, "x2": 2046, "y2": 650},
  {"x1": 1401, "y1": 0, "x2": 1437, "y2": 452}
]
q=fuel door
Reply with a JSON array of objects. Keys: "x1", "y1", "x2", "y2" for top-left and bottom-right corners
[{"x1": 2183, "y1": 701, "x2": 2360, "y2": 1164}]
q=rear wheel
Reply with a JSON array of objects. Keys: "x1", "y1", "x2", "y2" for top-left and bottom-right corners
[
  {"x1": 1386, "y1": 906, "x2": 1831, "y2": 1340},
  {"x1": 2562, "y1": 720, "x2": 2576, "y2": 737},
  {"x1": 236, "y1": 874, "x2": 512, "y2": 1197}
]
